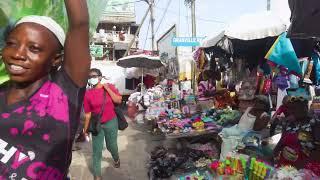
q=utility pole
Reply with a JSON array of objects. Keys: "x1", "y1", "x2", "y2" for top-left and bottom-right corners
[
  {"x1": 123, "y1": 7, "x2": 150, "y2": 57},
  {"x1": 191, "y1": 0, "x2": 196, "y2": 51},
  {"x1": 267, "y1": 0, "x2": 271, "y2": 11},
  {"x1": 150, "y1": 0, "x2": 155, "y2": 53},
  {"x1": 188, "y1": 0, "x2": 197, "y2": 94},
  {"x1": 191, "y1": 0, "x2": 197, "y2": 92},
  {"x1": 123, "y1": 0, "x2": 154, "y2": 57}
]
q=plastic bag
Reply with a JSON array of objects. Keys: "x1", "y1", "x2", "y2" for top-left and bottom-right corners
[
  {"x1": 220, "y1": 136, "x2": 241, "y2": 161},
  {"x1": 0, "y1": 61, "x2": 9, "y2": 85},
  {"x1": 289, "y1": 74, "x2": 300, "y2": 89},
  {"x1": 238, "y1": 107, "x2": 256, "y2": 131}
]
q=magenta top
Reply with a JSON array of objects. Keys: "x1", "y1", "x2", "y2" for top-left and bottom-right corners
[{"x1": 83, "y1": 84, "x2": 120, "y2": 123}]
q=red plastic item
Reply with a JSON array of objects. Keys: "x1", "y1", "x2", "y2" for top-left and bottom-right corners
[{"x1": 127, "y1": 101, "x2": 138, "y2": 119}]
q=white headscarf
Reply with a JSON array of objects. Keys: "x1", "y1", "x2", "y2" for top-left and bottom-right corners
[{"x1": 15, "y1": 15, "x2": 65, "y2": 47}]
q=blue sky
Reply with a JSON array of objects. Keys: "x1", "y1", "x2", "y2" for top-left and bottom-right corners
[{"x1": 135, "y1": 0, "x2": 267, "y2": 50}]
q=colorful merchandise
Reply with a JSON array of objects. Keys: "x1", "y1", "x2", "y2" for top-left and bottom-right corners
[
  {"x1": 274, "y1": 74, "x2": 289, "y2": 90},
  {"x1": 274, "y1": 115, "x2": 320, "y2": 169},
  {"x1": 270, "y1": 166, "x2": 319, "y2": 180},
  {"x1": 209, "y1": 156, "x2": 273, "y2": 180},
  {"x1": 178, "y1": 170, "x2": 213, "y2": 180},
  {"x1": 156, "y1": 106, "x2": 241, "y2": 136}
]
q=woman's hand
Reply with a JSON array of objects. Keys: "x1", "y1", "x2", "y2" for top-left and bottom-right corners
[
  {"x1": 104, "y1": 84, "x2": 122, "y2": 104},
  {"x1": 103, "y1": 84, "x2": 110, "y2": 91}
]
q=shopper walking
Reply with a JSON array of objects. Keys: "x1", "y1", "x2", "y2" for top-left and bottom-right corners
[
  {"x1": 0, "y1": 0, "x2": 90, "y2": 179},
  {"x1": 84, "y1": 68, "x2": 122, "y2": 180}
]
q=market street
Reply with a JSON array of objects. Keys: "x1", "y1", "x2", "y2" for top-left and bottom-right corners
[{"x1": 69, "y1": 120, "x2": 175, "y2": 180}]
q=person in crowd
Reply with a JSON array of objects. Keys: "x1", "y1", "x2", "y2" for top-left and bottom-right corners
[
  {"x1": 236, "y1": 95, "x2": 271, "y2": 133},
  {"x1": 219, "y1": 96, "x2": 270, "y2": 160},
  {"x1": 273, "y1": 96, "x2": 320, "y2": 175},
  {"x1": 273, "y1": 95, "x2": 290, "y2": 118},
  {"x1": 0, "y1": 1, "x2": 90, "y2": 179},
  {"x1": 250, "y1": 95, "x2": 271, "y2": 132},
  {"x1": 270, "y1": 95, "x2": 290, "y2": 136},
  {"x1": 83, "y1": 68, "x2": 122, "y2": 180}
]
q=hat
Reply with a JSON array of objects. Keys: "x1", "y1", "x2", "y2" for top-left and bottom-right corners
[{"x1": 15, "y1": 15, "x2": 65, "y2": 47}]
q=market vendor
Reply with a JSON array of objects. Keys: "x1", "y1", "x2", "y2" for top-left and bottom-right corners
[
  {"x1": 270, "y1": 95, "x2": 290, "y2": 136},
  {"x1": 238, "y1": 95, "x2": 271, "y2": 132},
  {"x1": 273, "y1": 96, "x2": 320, "y2": 175},
  {"x1": 219, "y1": 96, "x2": 271, "y2": 160}
]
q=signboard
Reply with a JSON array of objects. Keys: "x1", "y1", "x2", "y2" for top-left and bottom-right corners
[
  {"x1": 103, "y1": 0, "x2": 135, "y2": 22},
  {"x1": 172, "y1": 37, "x2": 205, "y2": 47},
  {"x1": 90, "y1": 45, "x2": 104, "y2": 58},
  {"x1": 157, "y1": 25, "x2": 179, "y2": 80}
]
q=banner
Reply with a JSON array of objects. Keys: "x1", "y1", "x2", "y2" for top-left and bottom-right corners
[
  {"x1": 157, "y1": 25, "x2": 179, "y2": 80},
  {"x1": 90, "y1": 45, "x2": 104, "y2": 58}
]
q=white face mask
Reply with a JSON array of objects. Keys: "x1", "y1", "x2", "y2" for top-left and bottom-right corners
[{"x1": 88, "y1": 78, "x2": 99, "y2": 86}]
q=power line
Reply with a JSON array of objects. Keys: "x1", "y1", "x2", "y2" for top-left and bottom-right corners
[
  {"x1": 155, "y1": 0, "x2": 172, "y2": 34},
  {"x1": 155, "y1": 5, "x2": 226, "y2": 24}
]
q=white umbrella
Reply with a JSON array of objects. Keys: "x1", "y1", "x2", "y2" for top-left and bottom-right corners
[
  {"x1": 117, "y1": 54, "x2": 165, "y2": 93},
  {"x1": 117, "y1": 54, "x2": 164, "y2": 69}
]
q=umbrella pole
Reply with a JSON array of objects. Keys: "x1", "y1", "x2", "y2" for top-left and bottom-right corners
[{"x1": 141, "y1": 68, "x2": 144, "y2": 94}]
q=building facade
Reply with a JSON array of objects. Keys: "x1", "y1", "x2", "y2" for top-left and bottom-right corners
[{"x1": 91, "y1": 0, "x2": 139, "y2": 61}]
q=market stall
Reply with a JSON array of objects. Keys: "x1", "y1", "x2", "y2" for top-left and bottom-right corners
[
  {"x1": 145, "y1": 9, "x2": 320, "y2": 180},
  {"x1": 124, "y1": 10, "x2": 320, "y2": 180}
]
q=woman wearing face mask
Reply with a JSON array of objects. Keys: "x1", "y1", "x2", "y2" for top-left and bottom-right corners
[
  {"x1": 0, "y1": 1, "x2": 90, "y2": 179},
  {"x1": 83, "y1": 68, "x2": 122, "y2": 180}
]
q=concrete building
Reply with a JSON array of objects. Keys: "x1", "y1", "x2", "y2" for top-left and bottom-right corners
[
  {"x1": 91, "y1": 0, "x2": 139, "y2": 61},
  {"x1": 90, "y1": 0, "x2": 140, "y2": 95}
]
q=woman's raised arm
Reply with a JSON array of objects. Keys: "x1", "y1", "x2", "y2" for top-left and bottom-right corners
[{"x1": 63, "y1": 0, "x2": 91, "y2": 87}]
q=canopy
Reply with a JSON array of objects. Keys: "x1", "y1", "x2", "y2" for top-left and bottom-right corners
[
  {"x1": 201, "y1": 31, "x2": 225, "y2": 48},
  {"x1": 201, "y1": 11, "x2": 287, "y2": 48}
]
